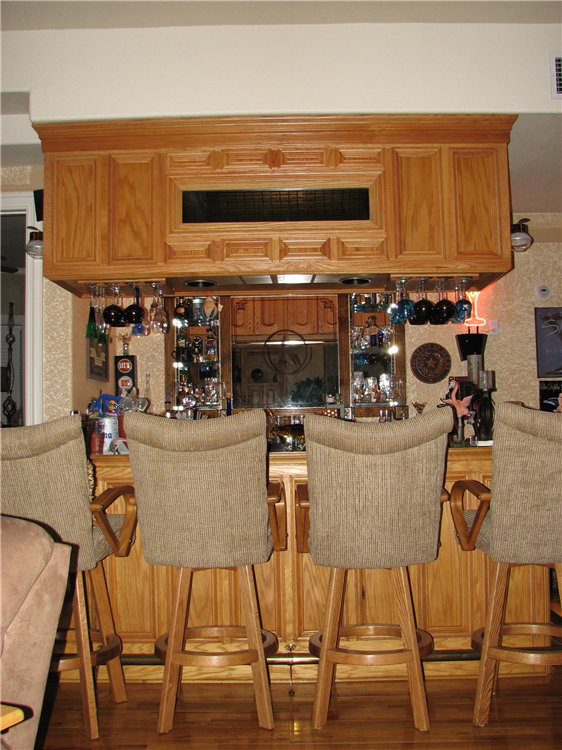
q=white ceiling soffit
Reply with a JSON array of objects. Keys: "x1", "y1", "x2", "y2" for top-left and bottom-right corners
[
  {"x1": 2, "y1": 1, "x2": 561, "y2": 31},
  {"x1": 508, "y1": 113, "x2": 562, "y2": 214}
]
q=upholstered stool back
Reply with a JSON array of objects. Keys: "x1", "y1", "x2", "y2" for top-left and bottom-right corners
[
  {"x1": 125, "y1": 409, "x2": 272, "y2": 569},
  {"x1": 306, "y1": 407, "x2": 453, "y2": 569},
  {"x1": 482, "y1": 402, "x2": 562, "y2": 564},
  {"x1": 0, "y1": 415, "x2": 99, "y2": 571}
]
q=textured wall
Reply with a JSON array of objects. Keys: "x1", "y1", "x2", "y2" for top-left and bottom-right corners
[
  {"x1": 405, "y1": 214, "x2": 562, "y2": 412},
  {"x1": 43, "y1": 279, "x2": 73, "y2": 421}
]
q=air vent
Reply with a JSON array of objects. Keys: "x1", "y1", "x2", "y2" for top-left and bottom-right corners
[{"x1": 551, "y1": 52, "x2": 562, "y2": 99}]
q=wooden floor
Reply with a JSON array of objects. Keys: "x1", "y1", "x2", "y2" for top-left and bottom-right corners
[{"x1": 37, "y1": 673, "x2": 562, "y2": 750}]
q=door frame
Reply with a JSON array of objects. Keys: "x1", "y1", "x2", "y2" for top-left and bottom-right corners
[{"x1": 1, "y1": 192, "x2": 43, "y2": 425}]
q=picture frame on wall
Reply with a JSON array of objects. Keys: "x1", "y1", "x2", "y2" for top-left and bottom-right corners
[
  {"x1": 534, "y1": 307, "x2": 562, "y2": 378},
  {"x1": 539, "y1": 380, "x2": 562, "y2": 412},
  {"x1": 87, "y1": 338, "x2": 109, "y2": 382}
]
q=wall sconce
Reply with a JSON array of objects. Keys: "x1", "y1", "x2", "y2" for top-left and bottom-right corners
[
  {"x1": 464, "y1": 290, "x2": 487, "y2": 329},
  {"x1": 511, "y1": 218, "x2": 534, "y2": 252}
]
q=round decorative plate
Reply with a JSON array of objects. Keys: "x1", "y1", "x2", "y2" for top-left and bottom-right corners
[{"x1": 410, "y1": 343, "x2": 452, "y2": 384}]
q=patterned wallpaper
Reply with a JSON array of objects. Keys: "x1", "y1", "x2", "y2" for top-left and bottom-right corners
[{"x1": 43, "y1": 213, "x2": 561, "y2": 420}]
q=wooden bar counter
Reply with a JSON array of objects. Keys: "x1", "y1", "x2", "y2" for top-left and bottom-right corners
[{"x1": 90, "y1": 446, "x2": 549, "y2": 684}]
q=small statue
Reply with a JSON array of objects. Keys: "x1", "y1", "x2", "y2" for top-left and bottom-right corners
[{"x1": 441, "y1": 380, "x2": 474, "y2": 418}]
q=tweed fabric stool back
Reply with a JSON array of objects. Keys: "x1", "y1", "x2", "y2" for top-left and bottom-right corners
[
  {"x1": 479, "y1": 402, "x2": 562, "y2": 564},
  {"x1": 124, "y1": 409, "x2": 272, "y2": 568},
  {"x1": 306, "y1": 407, "x2": 453, "y2": 570},
  {"x1": 1, "y1": 415, "x2": 99, "y2": 571}
]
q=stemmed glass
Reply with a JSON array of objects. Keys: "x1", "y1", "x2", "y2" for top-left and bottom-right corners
[
  {"x1": 409, "y1": 278, "x2": 433, "y2": 325},
  {"x1": 125, "y1": 286, "x2": 145, "y2": 326},
  {"x1": 390, "y1": 279, "x2": 414, "y2": 324},
  {"x1": 451, "y1": 278, "x2": 472, "y2": 324},
  {"x1": 151, "y1": 287, "x2": 170, "y2": 333},
  {"x1": 430, "y1": 279, "x2": 456, "y2": 324},
  {"x1": 96, "y1": 286, "x2": 108, "y2": 344},
  {"x1": 103, "y1": 285, "x2": 127, "y2": 327}
]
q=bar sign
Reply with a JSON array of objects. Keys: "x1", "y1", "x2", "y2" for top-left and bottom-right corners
[{"x1": 115, "y1": 355, "x2": 137, "y2": 394}]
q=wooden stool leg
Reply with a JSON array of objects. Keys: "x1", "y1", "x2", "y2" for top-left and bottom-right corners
[
  {"x1": 238, "y1": 565, "x2": 275, "y2": 730},
  {"x1": 89, "y1": 561, "x2": 127, "y2": 704},
  {"x1": 394, "y1": 566, "x2": 430, "y2": 732},
  {"x1": 312, "y1": 567, "x2": 347, "y2": 730},
  {"x1": 158, "y1": 568, "x2": 192, "y2": 734},
  {"x1": 73, "y1": 572, "x2": 99, "y2": 740},
  {"x1": 473, "y1": 561, "x2": 510, "y2": 727}
]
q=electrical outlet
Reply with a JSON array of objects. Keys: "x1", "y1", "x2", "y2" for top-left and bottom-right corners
[{"x1": 488, "y1": 320, "x2": 499, "y2": 336}]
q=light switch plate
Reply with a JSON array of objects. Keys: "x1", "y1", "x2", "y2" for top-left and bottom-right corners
[{"x1": 488, "y1": 320, "x2": 499, "y2": 336}]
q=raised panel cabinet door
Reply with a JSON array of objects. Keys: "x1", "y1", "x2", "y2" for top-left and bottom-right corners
[
  {"x1": 108, "y1": 152, "x2": 165, "y2": 269},
  {"x1": 443, "y1": 146, "x2": 512, "y2": 270},
  {"x1": 231, "y1": 298, "x2": 254, "y2": 338},
  {"x1": 317, "y1": 296, "x2": 338, "y2": 337},
  {"x1": 385, "y1": 147, "x2": 446, "y2": 266},
  {"x1": 286, "y1": 296, "x2": 318, "y2": 336},
  {"x1": 44, "y1": 153, "x2": 108, "y2": 276},
  {"x1": 254, "y1": 298, "x2": 285, "y2": 337}
]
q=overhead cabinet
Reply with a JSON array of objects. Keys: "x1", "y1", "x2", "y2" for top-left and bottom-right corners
[
  {"x1": 43, "y1": 150, "x2": 166, "y2": 280},
  {"x1": 35, "y1": 115, "x2": 516, "y2": 292}
]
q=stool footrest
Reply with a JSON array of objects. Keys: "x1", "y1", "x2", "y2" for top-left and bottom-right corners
[
  {"x1": 309, "y1": 624, "x2": 434, "y2": 664},
  {"x1": 155, "y1": 628, "x2": 278, "y2": 666}
]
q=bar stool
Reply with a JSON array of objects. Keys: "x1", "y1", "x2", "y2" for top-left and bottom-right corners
[
  {"x1": 296, "y1": 408, "x2": 453, "y2": 731},
  {"x1": 124, "y1": 409, "x2": 286, "y2": 733},
  {"x1": 0, "y1": 415, "x2": 137, "y2": 739},
  {"x1": 449, "y1": 402, "x2": 562, "y2": 727}
]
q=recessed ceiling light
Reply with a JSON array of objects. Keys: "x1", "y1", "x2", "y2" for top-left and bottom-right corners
[
  {"x1": 339, "y1": 277, "x2": 371, "y2": 286},
  {"x1": 277, "y1": 274, "x2": 313, "y2": 284},
  {"x1": 185, "y1": 279, "x2": 216, "y2": 288}
]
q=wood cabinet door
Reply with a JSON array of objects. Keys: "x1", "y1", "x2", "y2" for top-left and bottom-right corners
[
  {"x1": 386, "y1": 147, "x2": 446, "y2": 266},
  {"x1": 254, "y1": 298, "x2": 285, "y2": 337},
  {"x1": 286, "y1": 296, "x2": 318, "y2": 336},
  {"x1": 317, "y1": 296, "x2": 338, "y2": 337},
  {"x1": 108, "y1": 152, "x2": 165, "y2": 270},
  {"x1": 231, "y1": 298, "x2": 254, "y2": 338},
  {"x1": 43, "y1": 153, "x2": 108, "y2": 277},
  {"x1": 443, "y1": 146, "x2": 512, "y2": 270}
]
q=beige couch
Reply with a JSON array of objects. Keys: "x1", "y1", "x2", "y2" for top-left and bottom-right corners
[{"x1": 1, "y1": 516, "x2": 70, "y2": 750}]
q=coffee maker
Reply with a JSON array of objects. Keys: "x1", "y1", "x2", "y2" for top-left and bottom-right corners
[{"x1": 455, "y1": 333, "x2": 496, "y2": 442}]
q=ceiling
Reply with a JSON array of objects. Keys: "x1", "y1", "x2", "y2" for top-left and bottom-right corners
[
  {"x1": 2, "y1": 1, "x2": 561, "y2": 270},
  {"x1": 2, "y1": 1, "x2": 561, "y2": 29}
]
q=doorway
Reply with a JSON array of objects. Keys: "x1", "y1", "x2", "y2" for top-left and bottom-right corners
[{"x1": 0, "y1": 192, "x2": 43, "y2": 425}]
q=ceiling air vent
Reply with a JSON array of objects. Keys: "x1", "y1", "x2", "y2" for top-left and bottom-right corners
[{"x1": 551, "y1": 53, "x2": 562, "y2": 99}]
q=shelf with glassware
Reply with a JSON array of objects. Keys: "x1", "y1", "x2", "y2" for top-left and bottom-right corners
[
  {"x1": 171, "y1": 296, "x2": 222, "y2": 415},
  {"x1": 349, "y1": 294, "x2": 408, "y2": 419}
]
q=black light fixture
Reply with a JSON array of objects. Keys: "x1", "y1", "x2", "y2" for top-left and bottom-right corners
[
  {"x1": 339, "y1": 277, "x2": 371, "y2": 286},
  {"x1": 511, "y1": 218, "x2": 534, "y2": 252}
]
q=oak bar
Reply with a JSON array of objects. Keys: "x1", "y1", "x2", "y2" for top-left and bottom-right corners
[{"x1": 90, "y1": 446, "x2": 550, "y2": 684}]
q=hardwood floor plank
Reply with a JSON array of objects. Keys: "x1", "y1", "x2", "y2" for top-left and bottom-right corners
[{"x1": 38, "y1": 674, "x2": 562, "y2": 750}]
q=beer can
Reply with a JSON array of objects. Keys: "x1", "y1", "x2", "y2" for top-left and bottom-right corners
[{"x1": 100, "y1": 416, "x2": 119, "y2": 455}]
